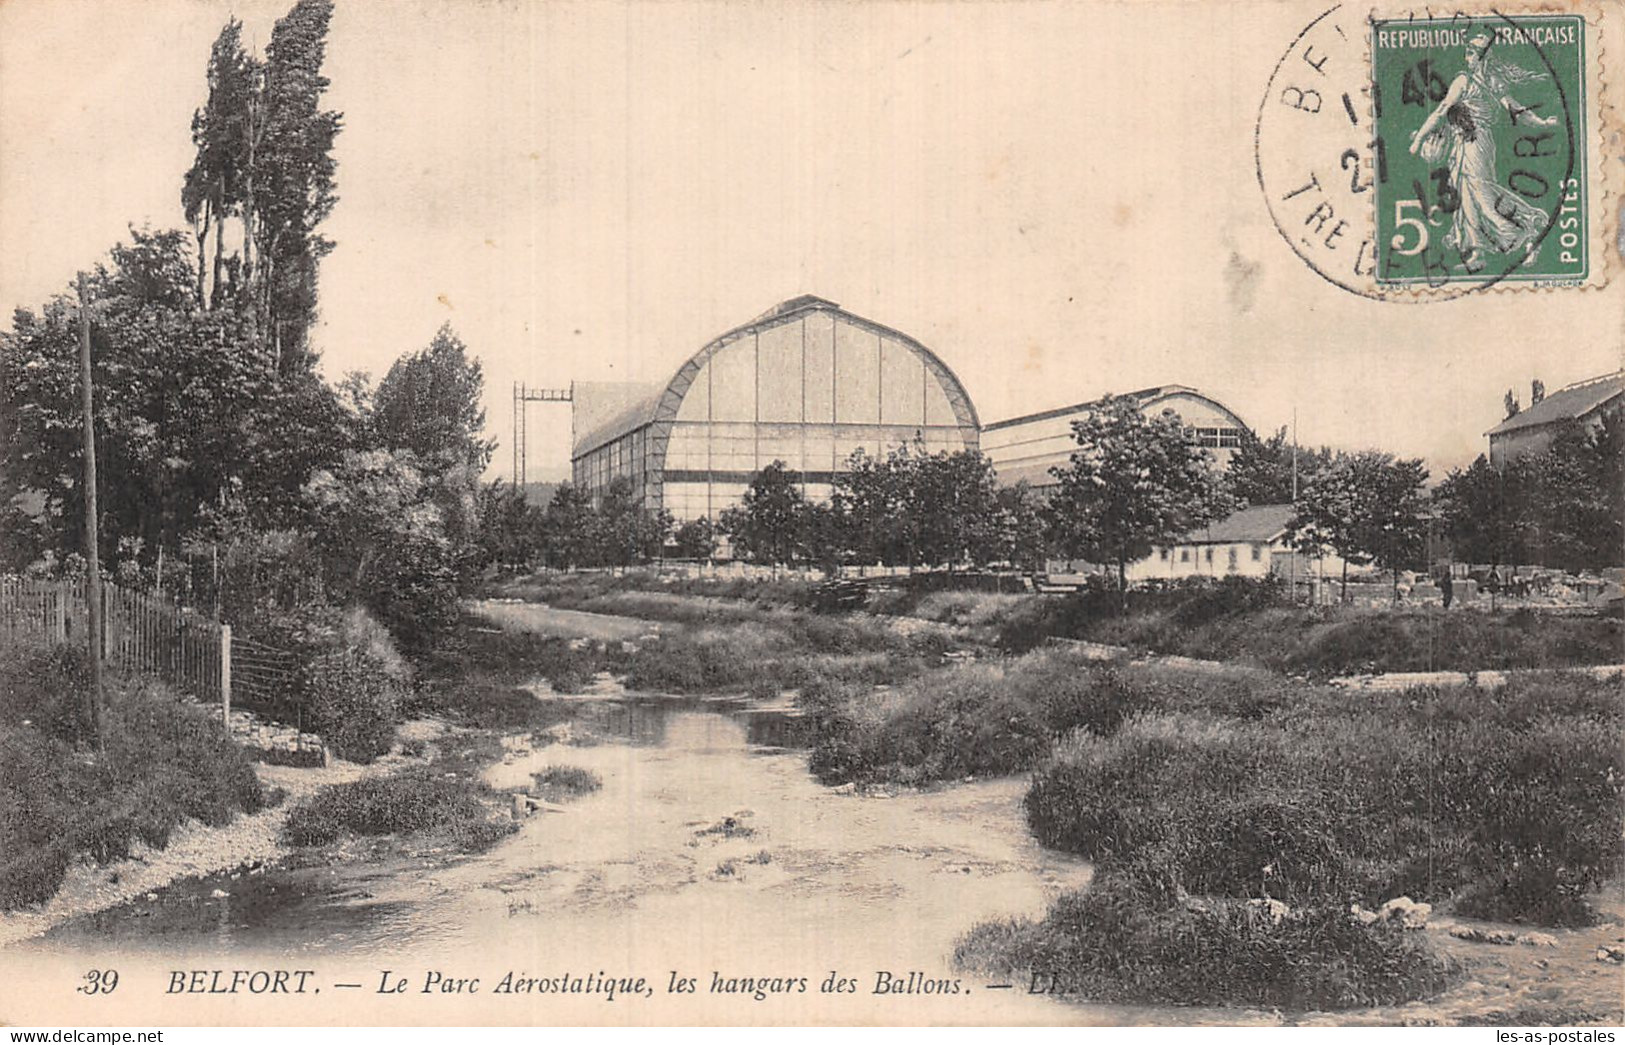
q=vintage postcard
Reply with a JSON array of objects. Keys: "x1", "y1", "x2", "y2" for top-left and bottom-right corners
[{"x1": 1, "y1": 0, "x2": 1622, "y2": 1033}]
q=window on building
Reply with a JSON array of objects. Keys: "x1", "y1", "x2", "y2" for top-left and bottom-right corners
[
  {"x1": 1251, "y1": 544, "x2": 1263, "y2": 561},
  {"x1": 1159, "y1": 548, "x2": 1169, "y2": 561},
  {"x1": 1184, "y1": 426, "x2": 1244, "y2": 449},
  {"x1": 1179, "y1": 549, "x2": 1190, "y2": 563},
  {"x1": 1227, "y1": 547, "x2": 1238, "y2": 571},
  {"x1": 1205, "y1": 547, "x2": 1214, "y2": 563}
]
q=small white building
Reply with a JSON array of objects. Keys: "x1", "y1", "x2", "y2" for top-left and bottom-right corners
[{"x1": 1125, "y1": 503, "x2": 1344, "y2": 583}]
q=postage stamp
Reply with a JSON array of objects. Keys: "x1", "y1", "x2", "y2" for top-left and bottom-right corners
[
  {"x1": 1371, "y1": 15, "x2": 1589, "y2": 287},
  {"x1": 1254, "y1": 3, "x2": 1613, "y2": 300}
]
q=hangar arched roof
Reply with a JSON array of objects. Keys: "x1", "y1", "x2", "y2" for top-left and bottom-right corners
[{"x1": 572, "y1": 295, "x2": 980, "y2": 458}]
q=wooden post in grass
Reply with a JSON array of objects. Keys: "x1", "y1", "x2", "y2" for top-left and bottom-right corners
[
  {"x1": 77, "y1": 273, "x2": 105, "y2": 752},
  {"x1": 219, "y1": 624, "x2": 232, "y2": 734}
]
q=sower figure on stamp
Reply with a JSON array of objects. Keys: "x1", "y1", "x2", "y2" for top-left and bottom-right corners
[{"x1": 1409, "y1": 32, "x2": 1559, "y2": 272}]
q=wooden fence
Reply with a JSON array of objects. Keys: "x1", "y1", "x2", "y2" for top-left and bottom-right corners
[{"x1": 1, "y1": 575, "x2": 233, "y2": 715}]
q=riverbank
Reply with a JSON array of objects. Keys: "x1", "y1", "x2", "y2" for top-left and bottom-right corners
[
  {"x1": 489, "y1": 576, "x2": 1625, "y2": 1019},
  {"x1": 10, "y1": 583, "x2": 1620, "y2": 1024},
  {"x1": 0, "y1": 717, "x2": 456, "y2": 951}
]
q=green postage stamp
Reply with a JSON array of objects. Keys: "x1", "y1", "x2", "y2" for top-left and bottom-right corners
[
  {"x1": 1371, "y1": 15, "x2": 1589, "y2": 287},
  {"x1": 1255, "y1": 4, "x2": 1611, "y2": 299}
]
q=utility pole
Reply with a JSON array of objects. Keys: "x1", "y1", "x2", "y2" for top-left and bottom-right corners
[
  {"x1": 77, "y1": 273, "x2": 105, "y2": 751},
  {"x1": 1290, "y1": 407, "x2": 1299, "y2": 604}
]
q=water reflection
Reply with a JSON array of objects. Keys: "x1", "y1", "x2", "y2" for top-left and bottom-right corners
[{"x1": 588, "y1": 696, "x2": 812, "y2": 754}]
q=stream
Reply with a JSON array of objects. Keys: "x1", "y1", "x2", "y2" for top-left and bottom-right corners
[
  {"x1": 23, "y1": 683, "x2": 1199, "y2": 1023},
  {"x1": 9, "y1": 601, "x2": 1616, "y2": 1026}
]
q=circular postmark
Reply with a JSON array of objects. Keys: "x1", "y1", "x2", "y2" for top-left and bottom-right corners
[{"x1": 1255, "y1": 5, "x2": 1583, "y2": 301}]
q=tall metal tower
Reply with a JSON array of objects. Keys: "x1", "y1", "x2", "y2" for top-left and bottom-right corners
[{"x1": 512, "y1": 382, "x2": 572, "y2": 487}]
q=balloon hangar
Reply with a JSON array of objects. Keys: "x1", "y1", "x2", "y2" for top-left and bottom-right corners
[{"x1": 558, "y1": 295, "x2": 1249, "y2": 521}]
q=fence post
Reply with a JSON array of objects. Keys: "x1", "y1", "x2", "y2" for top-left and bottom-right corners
[
  {"x1": 219, "y1": 624, "x2": 232, "y2": 734},
  {"x1": 53, "y1": 580, "x2": 67, "y2": 643}
]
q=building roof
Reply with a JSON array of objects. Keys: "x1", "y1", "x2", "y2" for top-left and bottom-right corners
[
  {"x1": 1485, "y1": 372, "x2": 1624, "y2": 437},
  {"x1": 570, "y1": 295, "x2": 980, "y2": 459},
  {"x1": 571, "y1": 381, "x2": 665, "y2": 457},
  {"x1": 1174, "y1": 503, "x2": 1295, "y2": 545},
  {"x1": 982, "y1": 384, "x2": 1245, "y2": 434}
]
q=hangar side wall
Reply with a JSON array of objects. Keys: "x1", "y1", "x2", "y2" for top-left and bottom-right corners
[{"x1": 983, "y1": 389, "x2": 1248, "y2": 489}]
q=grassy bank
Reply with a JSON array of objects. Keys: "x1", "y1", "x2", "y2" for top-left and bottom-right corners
[
  {"x1": 800, "y1": 641, "x2": 1619, "y2": 1007},
  {"x1": 411, "y1": 614, "x2": 624, "y2": 729},
  {"x1": 803, "y1": 650, "x2": 1303, "y2": 786},
  {"x1": 955, "y1": 875, "x2": 1455, "y2": 1010},
  {"x1": 1025, "y1": 672, "x2": 1623, "y2": 925},
  {"x1": 0, "y1": 641, "x2": 271, "y2": 911},
  {"x1": 991, "y1": 583, "x2": 1621, "y2": 675},
  {"x1": 951, "y1": 668, "x2": 1619, "y2": 1009},
  {"x1": 497, "y1": 571, "x2": 817, "y2": 616}
]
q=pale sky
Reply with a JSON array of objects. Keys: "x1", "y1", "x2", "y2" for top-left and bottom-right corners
[{"x1": 3, "y1": 0, "x2": 1621, "y2": 483}]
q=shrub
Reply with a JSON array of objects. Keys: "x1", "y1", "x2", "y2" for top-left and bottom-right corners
[
  {"x1": 956, "y1": 875, "x2": 1454, "y2": 1010},
  {"x1": 409, "y1": 681, "x2": 572, "y2": 731},
  {"x1": 1024, "y1": 673, "x2": 1625, "y2": 925},
  {"x1": 802, "y1": 649, "x2": 1136, "y2": 785},
  {"x1": 237, "y1": 605, "x2": 409, "y2": 761},
  {"x1": 283, "y1": 771, "x2": 513, "y2": 852},
  {"x1": 530, "y1": 765, "x2": 601, "y2": 799},
  {"x1": 300, "y1": 646, "x2": 402, "y2": 764},
  {"x1": 0, "y1": 641, "x2": 96, "y2": 743},
  {"x1": 623, "y1": 636, "x2": 758, "y2": 693}
]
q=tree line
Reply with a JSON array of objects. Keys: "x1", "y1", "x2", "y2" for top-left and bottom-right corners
[{"x1": 474, "y1": 390, "x2": 1623, "y2": 595}]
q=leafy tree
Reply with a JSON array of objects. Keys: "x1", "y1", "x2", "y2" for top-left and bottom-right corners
[
  {"x1": 984, "y1": 481, "x2": 1049, "y2": 571},
  {"x1": 831, "y1": 448, "x2": 902, "y2": 566},
  {"x1": 0, "y1": 231, "x2": 350, "y2": 573},
  {"x1": 183, "y1": 0, "x2": 341, "y2": 364},
  {"x1": 910, "y1": 449, "x2": 1002, "y2": 570},
  {"x1": 798, "y1": 501, "x2": 846, "y2": 575},
  {"x1": 1438, "y1": 407, "x2": 1621, "y2": 573},
  {"x1": 1225, "y1": 426, "x2": 1334, "y2": 507},
  {"x1": 591, "y1": 478, "x2": 671, "y2": 567},
  {"x1": 471, "y1": 480, "x2": 540, "y2": 573},
  {"x1": 253, "y1": 0, "x2": 342, "y2": 367},
  {"x1": 672, "y1": 517, "x2": 717, "y2": 561},
  {"x1": 302, "y1": 449, "x2": 457, "y2": 651},
  {"x1": 1047, "y1": 396, "x2": 1234, "y2": 600},
  {"x1": 1436, "y1": 454, "x2": 1535, "y2": 570},
  {"x1": 540, "y1": 483, "x2": 594, "y2": 569},
  {"x1": 1288, "y1": 450, "x2": 1428, "y2": 601},
  {"x1": 183, "y1": 18, "x2": 256, "y2": 310},
  {"x1": 1522, "y1": 416, "x2": 1624, "y2": 570},
  {"x1": 720, "y1": 461, "x2": 808, "y2": 566},
  {"x1": 371, "y1": 324, "x2": 494, "y2": 475}
]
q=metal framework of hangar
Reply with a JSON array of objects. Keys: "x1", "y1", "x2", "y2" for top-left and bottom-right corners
[{"x1": 569, "y1": 295, "x2": 982, "y2": 522}]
